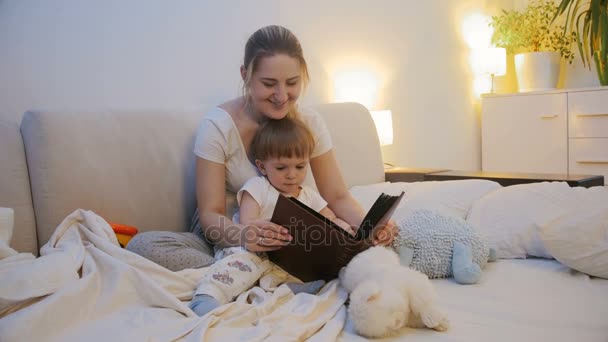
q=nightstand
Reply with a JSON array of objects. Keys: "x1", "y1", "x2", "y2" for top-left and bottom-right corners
[
  {"x1": 385, "y1": 167, "x2": 450, "y2": 183},
  {"x1": 482, "y1": 87, "x2": 608, "y2": 182},
  {"x1": 424, "y1": 170, "x2": 604, "y2": 188}
]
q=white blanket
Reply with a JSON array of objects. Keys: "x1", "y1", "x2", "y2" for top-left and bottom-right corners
[
  {"x1": 3, "y1": 181, "x2": 608, "y2": 341},
  {"x1": 0, "y1": 209, "x2": 348, "y2": 341}
]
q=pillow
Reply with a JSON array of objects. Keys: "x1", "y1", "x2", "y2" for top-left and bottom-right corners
[
  {"x1": 538, "y1": 201, "x2": 608, "y2": 279},
  {"x1": 350, "y1": 179, "x2": 502, "y2": 220},
  {"x1": 467, "y1": 182, "x2": 580, "y2": 259}
]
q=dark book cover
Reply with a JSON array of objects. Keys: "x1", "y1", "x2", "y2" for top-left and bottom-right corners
[{"x1": 268, "y1": 191, "x2": 404, "y2": 282}]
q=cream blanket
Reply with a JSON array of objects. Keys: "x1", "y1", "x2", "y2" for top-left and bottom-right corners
[{"x1": 0, "y1": 209, "x2": 348, "y2": 342}]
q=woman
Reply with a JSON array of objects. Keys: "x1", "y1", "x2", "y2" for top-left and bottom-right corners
[{"x1": 128, "y1": 25, "x2": 396, "y2": 271}]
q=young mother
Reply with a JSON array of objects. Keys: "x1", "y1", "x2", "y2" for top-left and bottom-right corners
[{"x1": 128, "y1": 25, "x2": 397, "y2": 271}]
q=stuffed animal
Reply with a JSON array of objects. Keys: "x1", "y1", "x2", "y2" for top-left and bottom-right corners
[
  {"x1": 339, "y1": 246, "x2": 449, "y2": 338},
  {"x1": 392, "y1": 208, "x2": 497, "y2": 285}
]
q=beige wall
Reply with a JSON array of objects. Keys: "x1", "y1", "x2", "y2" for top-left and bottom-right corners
[{"x1": 0, "y1": 0, "x2": 552, "y2": 172}]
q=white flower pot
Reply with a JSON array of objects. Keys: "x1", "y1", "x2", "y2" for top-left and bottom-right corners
[{"x1": 514, "y1": 51, "x2": 561, "y2": 92}]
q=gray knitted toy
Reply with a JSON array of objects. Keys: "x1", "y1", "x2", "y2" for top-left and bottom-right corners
[{"x1": 392, "y1": 208, "x2": 496, "y2": 284}]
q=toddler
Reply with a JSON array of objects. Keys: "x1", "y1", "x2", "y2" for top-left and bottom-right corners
[{"x1": 189, "y1": 116, "x2": 353, "y2": 316}]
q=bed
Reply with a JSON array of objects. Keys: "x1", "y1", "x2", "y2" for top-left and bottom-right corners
[{"x1": 1, "y1": 102, "x2": 607, "y2": 341}]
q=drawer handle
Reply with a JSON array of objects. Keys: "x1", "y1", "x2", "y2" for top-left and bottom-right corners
[
  {"x1": 575, "y1": 113, "x2": 608, "y2": 118},
  {"x1": 576, "y1": 160, "x2": 608, "y2": 164},
  {"x1": 539, "y1": 114, "x2": 558, "y2": 119}
]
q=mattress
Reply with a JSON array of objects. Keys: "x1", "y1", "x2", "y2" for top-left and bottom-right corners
[{"x1": 340, "y1": 258, "x2": 608, "y2": 341}]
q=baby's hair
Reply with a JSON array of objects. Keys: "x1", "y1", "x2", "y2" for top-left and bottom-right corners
[{"x1": 252, "y1": 117, "x2": 315, "y2": 161}]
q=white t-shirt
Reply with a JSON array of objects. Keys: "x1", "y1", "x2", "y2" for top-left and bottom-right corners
[
  {"x1": 193, "y1": 106, "x2": 332, "y2": 217},
  {"x1": 233, "y1": 176, "x2": 328, "y2": 223}
]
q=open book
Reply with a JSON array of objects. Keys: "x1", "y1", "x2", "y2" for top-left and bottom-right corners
[{"x1": 268, "y1": 191, "x2": 405, "y2": 282}]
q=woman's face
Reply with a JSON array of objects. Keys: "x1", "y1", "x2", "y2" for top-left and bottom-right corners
[{"x1": 246, "y1": 54, "x2": 302, "y2": 120}]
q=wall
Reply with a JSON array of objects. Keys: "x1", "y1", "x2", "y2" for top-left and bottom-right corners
[{"x1": 1, "y1": 0, "x2": 515, "y2": 171}]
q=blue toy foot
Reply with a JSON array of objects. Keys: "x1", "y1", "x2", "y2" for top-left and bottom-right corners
[
  {"x1": 488, "y1": 247, "x2": 498, "y2": 262},
  {"x1": 397, "y1": 245, "x2": 415, "y2": 267},
  {"x1": 452, "y1": 242, "x2": 481, "y2": 285}
]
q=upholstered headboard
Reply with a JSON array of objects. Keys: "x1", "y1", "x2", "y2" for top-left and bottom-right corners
[
  {"x1": 17, "y1": 102, "x2": 384, "y2": 249},
  {"x1": 20, "y1": 109, "x2": 205, "y2": 248},
  {"x1": 1, "y1": 120, "x2": 37, "y2": 254},
  {"x1": 313, "y1": 102, "x2": 385, "y2": 188}
]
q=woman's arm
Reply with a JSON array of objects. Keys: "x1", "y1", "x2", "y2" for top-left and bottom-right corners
[
  {"x1": 319, "y1": 206, "x2": 356, "y2": 236},
  {"x1": 196, "y1": 157, "x2": 290, "y2": 251},
  {"x1": 310, "y1": 150, "x2": 396, "y2": 245},
  {"x1": 310, "y1": 150, "x2": 365, "y2": 227}
]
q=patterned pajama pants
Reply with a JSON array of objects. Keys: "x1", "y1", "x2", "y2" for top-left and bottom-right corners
[{"x1": 194, "y1": 247, "x2": 299, "y2": 304}]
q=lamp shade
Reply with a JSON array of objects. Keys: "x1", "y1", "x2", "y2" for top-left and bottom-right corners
[
  {"x1": 370, "y1": 110, "x2": 393, "y2": 146},
  {"x1": 480, "y1": 47, "x2": 507, "y2": 76}
]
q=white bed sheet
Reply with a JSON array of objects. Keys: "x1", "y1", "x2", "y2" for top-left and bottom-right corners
[
  {"x1": 3, "y1": 185, "x2": 608, "y2": 341},
  {"x1": 340, "y1": 258, "x2": 608, "y2": 341}
]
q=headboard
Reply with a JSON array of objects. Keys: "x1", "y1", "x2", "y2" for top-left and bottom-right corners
[
  {"x1": 18, "y1": 102, "x2": 385, "y2": 249},
  {"x1": 312, "y1": 102, "x2": 385, "y2": 188}
]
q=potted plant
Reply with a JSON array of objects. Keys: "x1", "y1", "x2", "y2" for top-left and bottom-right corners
[
  {"x1": 553, "y1": 0, "x2": 608, "y2": 86},
  {"x1": 490, "y1": 0, "x2": 576, "y2": 92}
]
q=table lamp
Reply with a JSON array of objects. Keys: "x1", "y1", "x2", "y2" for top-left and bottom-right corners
[
  {"x1": 481, "y1": 47, "x2": 507, "y2": 93},
  {"x1": 370, "y1": 110, "x2": 393, "y2": 146}
]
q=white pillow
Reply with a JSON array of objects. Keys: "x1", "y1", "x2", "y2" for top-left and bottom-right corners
[
  {"x1": 350, "y1": 179, "x2": 501, "y2": 220},
  {"x1": 538, "y1": 199, "x2": 608, "y2": 279},
  {"x1": 467, "y1": 182, "x2": 581, "y2": 259}
]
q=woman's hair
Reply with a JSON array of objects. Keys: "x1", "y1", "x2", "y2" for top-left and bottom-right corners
[
  {"x1": 251, "y1": 117, "x2": 315, "y2": 161},
  {"x1": 242, "y1": 25, "x2": 310, "y2": 101}
]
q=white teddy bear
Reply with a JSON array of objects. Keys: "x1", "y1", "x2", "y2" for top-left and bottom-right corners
[{"x1": 340, "y1": 246, "x2": 450, "y2": 338}]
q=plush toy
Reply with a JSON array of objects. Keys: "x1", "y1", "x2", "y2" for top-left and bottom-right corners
[
  {"x1": 109, "y1": 223, "x2": 138, "y2": 248},
  {"x1": 392, "y1": 209, "x2": 497, "y2": 285},
  {"x1": 340, "y1": 246, "x2": 449, "y2": 338}
]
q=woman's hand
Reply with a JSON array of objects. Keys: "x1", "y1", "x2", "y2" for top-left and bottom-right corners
[
  {"x1": 372, "y1": 219, "x2": 398, "y2": 246},
  {"x1": 241, "y1": 219, "x2": 293, "y2": 252}
]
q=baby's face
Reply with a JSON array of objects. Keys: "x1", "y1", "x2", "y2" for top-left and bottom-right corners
[{"x1": 257, "y1": 156, "x2": 309, "y2": 197}]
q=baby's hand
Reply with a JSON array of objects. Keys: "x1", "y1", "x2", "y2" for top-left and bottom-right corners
[
  {"x1": 319, "y1": 207, "x2": 355, "y2": 236},
  {"x1": 334, "y1": 218, "x2": 356, "y2": 236},
  {"x1": 372, "y1": 219, "x2": 397, "y2": 246}
]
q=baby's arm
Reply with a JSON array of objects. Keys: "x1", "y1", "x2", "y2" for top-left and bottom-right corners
[
  {"x1": 239, "y1": 191, "x2": 261, "y2": 224},
  {"x1": 319, "y1": 206, "x2": 356, "y2": 236}
]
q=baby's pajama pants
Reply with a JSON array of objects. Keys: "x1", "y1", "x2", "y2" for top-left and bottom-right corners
[{"x1": 194, "y1": 247, "x2": 299, "y2": 305}]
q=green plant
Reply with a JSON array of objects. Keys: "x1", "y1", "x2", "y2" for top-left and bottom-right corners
[
  {"x1": 490, "y1": 0, "x2": 576, "y2": 63},
  {"x1": 553, "y1": 0, "x2": 608, "y2": 85}
]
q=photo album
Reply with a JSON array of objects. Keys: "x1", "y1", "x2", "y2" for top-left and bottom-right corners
[{"x1": 268, "y1": 192, "x2": 405, "y2": 282}]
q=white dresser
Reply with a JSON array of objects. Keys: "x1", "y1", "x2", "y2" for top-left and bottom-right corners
[{"x1": 482, "y1": 87, "x2": 608, "y2": 180}]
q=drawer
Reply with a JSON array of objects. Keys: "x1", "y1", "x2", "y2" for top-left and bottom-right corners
[
  {"x1": 568, "y1": 89, "x2": 608, "y2": 138},
  {"x1": 569, "y1": 138, "x2": 608, "y2": 181}
]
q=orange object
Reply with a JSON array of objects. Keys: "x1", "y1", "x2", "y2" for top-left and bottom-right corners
[{"x1": 110, "y1": 223, "x2": 138, "y2": 248}]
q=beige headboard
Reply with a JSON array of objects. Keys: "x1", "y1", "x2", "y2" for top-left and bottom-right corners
[
  {"x1": 18, "y1": 102, "x2": 384, "y2": 248},
  {"x1": 313, "y1": 102, "x2": 385, "y2": 188},
  {"x1": 21, "y1": 109, "x2": 204, "y2": 247}
]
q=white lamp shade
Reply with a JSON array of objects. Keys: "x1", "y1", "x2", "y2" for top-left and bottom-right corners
[
  {"x1": 370, "y1": 110, "x2": 393, "y2": 146},
  {"x1": 480, "y1": 47, "x2": 507, "y2": 76}
]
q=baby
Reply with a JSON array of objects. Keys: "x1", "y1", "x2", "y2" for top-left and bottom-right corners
[{"x1": 189, "y1": 116, "x2": 353, "y2": 316}]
